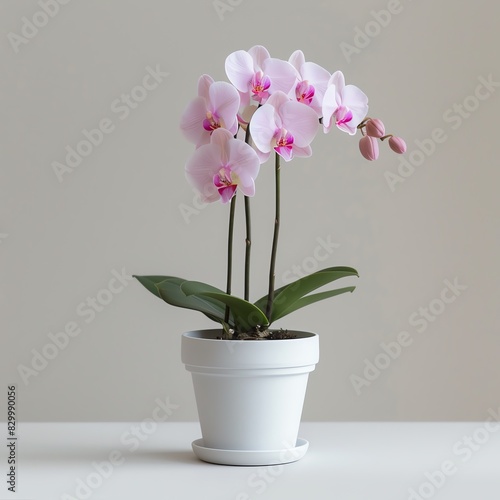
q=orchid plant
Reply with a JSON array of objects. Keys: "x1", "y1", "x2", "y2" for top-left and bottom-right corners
[{"x1": 135, "y1": 46, "x2": 406, "y2": 339}]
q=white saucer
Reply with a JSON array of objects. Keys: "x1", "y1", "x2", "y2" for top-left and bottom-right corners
[{"x1": 191, "y1": 438, "x2": 309, "y2": 466}]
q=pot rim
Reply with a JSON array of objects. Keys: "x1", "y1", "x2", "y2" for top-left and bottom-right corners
[
  {"x1": 182, "y1": 329, "x2": 318, "y2": 342},
  {"x1": 181, "y1": 329, "x2": 319, "y2": 370}
]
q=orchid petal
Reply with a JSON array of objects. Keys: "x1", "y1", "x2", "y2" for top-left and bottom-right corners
[
  {"x1": 288, "y1": 50, "x2": 305, "y2": 72},
  {"x1": 180, "y1": 96, "x2": 211, "y2": 146},
  {"x1": 238, "y1": 90, "x2": 251, "y2": 109},
  {"x1": 237, "y1": 180, "x2": 255, "y2": 197},
  {"x1": 233, "y1": 168, "x2": 256, "y2": 193},
  {"x1": 249, "y1": 104, "x2": 278, "y2": 154},
  {"x1": 288, "y1": 61, "x2": 331, "y2": 116},
  {"x1": 291, "y1": 144, "x2": 312, "y2": 158},
  {"x1": 185, "y1": 143, "x2": 223, "y2": 203},
  {"x1": 208, "y1": 81, "x2": 239, "y2": 113},
  {"x1": 330, "y1": 71, "x2": 346, "y2": 94},
  {"x1": 263, "y1": 58, "x2": 297, "y2": 96},
  {"x1": 303, "y1": 93, "x2": 324, "y2": 118},
  {"x1": 225, "y1": 50, "x2": 254, "y2": 92},
  {"x1": 255, "y1": 149, "x2": 271, "y2": 164},
  {"x1": 218, "y1": 184, "x2": 237, "y2": 203},
  {"x1": 232, "y1": 164, "x2": 257, "y2": 196},
  {"x1": 209, "y1": 128, "x2": 233, "y2": 165},
  {"x1": 266, "y1": 90, "x2": 291, "y2": 110},
  {"x1": 301, "y1": 62, "x2": 331, "y2": 98},
  {"x1": 208, "y1": 81, "x2": 240, "y2": 131},
  {"x1": 343, "y1": 84, "x2": 369, "y2": 110},
  {"x1": 302, "y1": 62, "x2": 331, "y2": 86},
  {"x1": 227, "y1": 139, "x2": 260, "y2": 182},
  {"x1": 197, "y1": 74, "x2": 214, "y2": 101},
  {"x1": 280, "y1": 100, "x2": 319, "y2": 147},
  {"x1": 343, "y1": 84, "x2": 369, "y2": 129},
  {"x1": 321, "y1": 84, "x2": 338, "y2": 132},
  {"x1": 275, "y1": 145, "x2": 294, "y2": 162},
  {"x1": 248, "y1": 45, "x2": 270, "y2": 71}
]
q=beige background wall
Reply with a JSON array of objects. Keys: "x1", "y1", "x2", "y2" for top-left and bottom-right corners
[{"x1": 1, "y1": 0, "x2": 499, "y2": 422}]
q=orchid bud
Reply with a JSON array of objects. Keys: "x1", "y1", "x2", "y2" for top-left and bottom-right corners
[
  {"x1": 388, "y1": 136, "x2": 407, "y2": 154},
  {"x1": 359, "y1": 135, "x2": 379, "y2": 161},
  {"x1": 365, "y1": 118, "x2": 385, "y2": 138}
]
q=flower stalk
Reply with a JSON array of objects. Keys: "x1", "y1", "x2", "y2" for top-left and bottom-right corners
[
  {"x1": 225, "y1": 194, "x2": 237, "y2": 324},
  {"x1": 244, "y1": 125, "x2": 252, "y2": 302},
  {"x1": 244, "y1": 197, "x2": 251, "y2": 302},
  {"x1": 265, "y1": 152, "x2": 281, "y2": 322}
]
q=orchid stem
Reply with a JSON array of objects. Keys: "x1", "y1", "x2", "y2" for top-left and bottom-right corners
[
  {"x1": 225, "y1": 194, "x2": 237, "y2": 325},
  {"x1": 244, "y1": 196, "x2": 251, "y2": 302},
  {"x1": 266, "y1": 152, "x2": 281, "y2": 323},
  {"x1": 243, "y1": 125, "x2": 252, "y2": 302}
]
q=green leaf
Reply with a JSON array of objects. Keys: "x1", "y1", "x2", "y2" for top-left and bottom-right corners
[
  {"x1": 179, "y1": 280, "x2": 229, "y2": 297},
  {"x1": 178, "y1": 280, "x2": 235, "y2": 324},
  {"x1": 254, "y1": 267, "x2": 358, "y2": 323},
  {"x1": 182, "y1": 284, "x2": 268, "y2": 332},
  {"x1": 134, "y1": 275, "x2": 228, "y2": 326},
  {"x1": 157, "y1": 278, "x2": 228, "y2": 323},
  {"x1": 133, "y1": 275, "x2": 174, "y2": 299},
  {"x1": 273, "y1": 286, "x2": 356, "y2": 322}
]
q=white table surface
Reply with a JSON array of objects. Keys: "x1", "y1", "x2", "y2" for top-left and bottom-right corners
[{"x1": 3, "y1": 422, "x2": 499, "y2": 500}]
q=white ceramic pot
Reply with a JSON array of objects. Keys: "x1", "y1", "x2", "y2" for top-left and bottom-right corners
[{"x1": 181, "y1": 329, "x2": 319, "y2": 466}]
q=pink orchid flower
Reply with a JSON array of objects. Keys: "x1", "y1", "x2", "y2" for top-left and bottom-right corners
[
  {"x1": 288, "y1": 50, "x2": 331, "y2": 117},
  {"x1": 180, "y1": 74, "x2": 240, "y2": 148},
  {"x1": 322, "y1": 71, "x2": 369, "y2": 135},
  {"x1": 249, "y1": 91, "x2": 319, "y2": 163},
  {"x1": 185, "y1": 128, "x2": 260, "y2": 204},
  {"x1": 225, "y1": 45, "x2": 297, "y2": 108}
]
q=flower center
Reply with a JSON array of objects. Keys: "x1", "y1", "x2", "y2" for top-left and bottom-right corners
[
  {"x1": 251, "y1": 71, "x2": 271, "y2": 103},
  {"x1": 203, "y1": 111, "x2": 223, "y2": 132},
  {"x1": 296, "y1": 81, "x2": 315, "y2": 105},
  {"x1": 335, "y1": 105, "x2": 353, "y2": 126},
  {"x1": 213, "y1": 167, "x2": 239, "y2": 203},
  {"x1": 274, "y1": 130, "x2": 294, "y2": 161}
]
